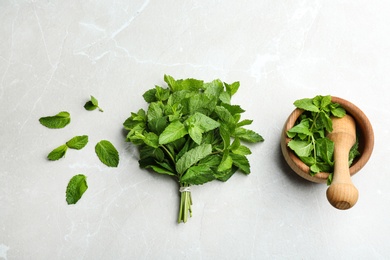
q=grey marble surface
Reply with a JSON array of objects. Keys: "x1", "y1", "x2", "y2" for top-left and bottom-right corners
[{"x1": 1, "y1": 1, "x2": 389, "y2": 259}]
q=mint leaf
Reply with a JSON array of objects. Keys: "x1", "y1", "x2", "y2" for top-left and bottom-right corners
[
  {"x1": 287, "y1": 140, "x2": 313, "y2": 157},
  {"x1": 293, "y1": 98, "x2": 319, "y2": 112},
  {"x1": 66, "y1": 174, "x2": 88, "y2": 205},
  {"x1": 95, "y1": 140, "x2": 119, "y2": 167},
  {"x1": 39, "y1": 111, "x2": 71, "y2": 129},
  {"x1": 48, "y1": 144, "x2": 68, "y2": 161},
  {"x1": 234, "y1": 128, "x2": 264, "y2": 143},
  {"x1": 176, "y1": 144, "x2": 212, "y2": 175},
  {"x1": 181, "y1": 165, "x2": 215, "y2": 185},
  {"x1": 159, "y1": 120, "x2": 188, "y2": 145},
  {"x1": 66, "y1": 135, "x2": 89, "y2": 150},
  {"x1": 230, "y1": 154, "x2": 250, "y2": 174}
]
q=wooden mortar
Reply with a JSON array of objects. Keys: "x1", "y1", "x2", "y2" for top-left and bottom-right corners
[{"x1": 281, "y1": 96, "x2": 374, "y2": 209}]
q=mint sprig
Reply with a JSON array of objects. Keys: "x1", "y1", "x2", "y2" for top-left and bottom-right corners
[
  {"x1": 123, "y1": 75, "x2": 264, "y2": 223},
  {"x1": 84, "y1": 95, "x2": 103, "y2": 112},
  {"x1": 47, "y1": 135, "x2": 88, "y2": 161}
]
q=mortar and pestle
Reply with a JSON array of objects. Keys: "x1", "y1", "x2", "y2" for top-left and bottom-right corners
[{"x1": 281, "y1": 96, "x2": 374, "y2": 210}]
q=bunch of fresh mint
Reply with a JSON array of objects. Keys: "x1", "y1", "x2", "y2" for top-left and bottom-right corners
[
  {"x1": 286, "y1": 95, "x2": 360, "y2": 184},
  {"x1": 39, "y1": 96, "x2": 119, "y2": 205},
  {"x1": 123, "y1": 75, "x2": 264, "y2": 223}
]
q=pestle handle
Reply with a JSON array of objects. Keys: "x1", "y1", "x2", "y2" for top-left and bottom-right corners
[{"x1": 326, "y1": 115, "x2": 359, "y2": 210}]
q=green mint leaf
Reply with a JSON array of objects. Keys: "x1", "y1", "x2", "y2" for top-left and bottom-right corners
[
  {"x1": 48, "y1": 144, "x2": 68, "y2": 161},
  {"x1": 215, "y1": 106, "x2": 236, "y2": 133},
  {"x1": 293, "y1": 98, "x2": 319, "y2": 112},
  {"x1": 149, "y1": 165, "x2": 175, "y2": 176},
  {"x1": 287, "y1": 140, "x2": 313, "y2": 157},
  {"x1": 224, "y1": 81, "x2": 240, "y2": 97},
  {"x1": 188, "y1": 125, "x2": 203, "y2": 145},
  {"x1": 181, "y1": 165, "x2": 215, "y2": 185},
  {"x1": 185, "y1": 112, "x2": 220, "y2": 132},
  {"x1": 331, "y1": 106, "x2": 346, "y2": 118},
  {"x1": 143, "y1": 88, "x2": 157, "y2": 103},
  {"x1": 176, "y1": 144, "x2": 212, "y2": 174},
  {"x1": 217, "y1": 152, "x2": 233, "y2": 172},
  {"x1": 236, "y1": 119, "x2": 253, "y2": 127},
  {"x1": 234, "y1": 128, "x2": 264, "y2": 143},
  {"x1": 221, "y1": 103, "x2": 245, "y2": 116},
  {"x1": 147, "y1": 102, "x2": 164, "y2": 122},
  {"x1": 159, "y1": 120, "x2": 188, "y2": 145},
  {"x1": 232, "y1": 144, "x2": 252, "y2": 156},
  {"x1": 84, "y1": 101, "x2": 97, "y2": 111},
  {"x1": 164, "y1": 74, "x2": 179, "y2": 91},
  {"x1": 66, "y1": 174, "x2": 88, "y2": 205},
  {"x1": 188, "y1": 93, "x2": 214, "y2": 115},
  {"x1": 143, "y1": 132, "x2": 159, "y2": 148},
  {"x1": 230, "y1": 154, "x2": 250, "y2": 174},
  {"x1": 66, "y1": 135, "x2": 89, "y2": 150},
  {"x1": 315, "y1": 138, "x2": 334, "y2": 165},
  {"x1": 95, "y1": 140, "x2": 119, "y2": 167},
  {"x1": 39, "y1": 111, "x2": 71, "y2": 129},
  {"x1": 287, "y1": 119, "x2": 312, "y2": 137}
]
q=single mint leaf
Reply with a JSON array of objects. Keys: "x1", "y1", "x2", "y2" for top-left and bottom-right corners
[
  {"x1": 217, "y1": 152, "x2": 233, "y2": 172},
  {"x1": 176, "y1": 144, "x2": 212, "y2": 174},
  {"x1": 181, "y1": 165, "x2": 215, "y2": 185},
  {"x1": 159, "y1": 120, "x2": 188, "y2": 145},
  {"x1": 185, "y1": 112, "x2": 220, "y2": 132},
  {"x1": 331, "y1": 106, "x2": 346, "y2": 118},
  {"x1": 287, "y1": 140, "x2": 313, "y2": 157},
  {"x1": 39, "y1": 111, "x2": 71, "y2": 129},
  {"x1": 66, "y1": 174, "x2": 88, "y2": 205},
  {"x1": 84, "y1": 101, "x2": 97, "y2": 111},
  {"x1": 48, "y1": 144, "x2": 68, "y2": 161},
  {"x1": 234, "y1": 128, "x2": 264, "y2": 143},
  {"x1": 149, "y1": 165, "x2": 175, "y2": 176},
  {"x1": 95, "y1": 140, "x2": 119, "y2": 167},
  {"x1": 66, "y1": 135, "x2": 89, "y2": 150},
  {"x1": 143, "y1": 88, "x2": 157, "y2": 103},
  {"x1": 287, "y1": 119, "x2": 312, "y2": 137},
  {"x1": 230, "y1": 154, "x2": 250, "y2": 174},
  {"x1": 188, "y1": 125, "x2": 203, "y2": 145},
  {"x1": 293, "y1": 98, "x2": 319, "y2": 112},
  {"x1": 91, "y1": 95, "x2": 99, "y2": 107}
]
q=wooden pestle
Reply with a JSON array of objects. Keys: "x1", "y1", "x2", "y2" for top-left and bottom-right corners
[{"x1": 326, "y1": 114, "x2": 359, "y2": 210}]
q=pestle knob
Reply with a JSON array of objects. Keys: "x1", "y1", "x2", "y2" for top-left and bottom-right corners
[{"x1": 326, "y1": 114, "x2": 359, "y2": 210}]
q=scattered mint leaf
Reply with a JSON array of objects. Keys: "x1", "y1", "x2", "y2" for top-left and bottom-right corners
[
  {"x1": 95, "y1": 140, "x2": 119, "y2": 167},
  {"x1": 66, "y1": 135, "x2": 89, "y2": 150},
  {"x1": 48, "y1": 144, "x2": 68, "y2": 161},
  {"x1": 39, "y1": 111, "x2": 71, "y2": 129},
  {"x1": 84, "y1": 95, "x2": 103, "y2": 112},
  {"x1": 66, "y1": 174, "x2": 88, "y2": 205}
]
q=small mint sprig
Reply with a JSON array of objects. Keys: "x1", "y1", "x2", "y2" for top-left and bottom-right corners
[{"x1": 84, "y1": 95, "x2": 103, "y2": 112}]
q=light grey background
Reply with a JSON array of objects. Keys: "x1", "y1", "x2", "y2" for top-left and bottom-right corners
[{"x1": 1, "y1": 1, "x2": 389, "y2": 259}]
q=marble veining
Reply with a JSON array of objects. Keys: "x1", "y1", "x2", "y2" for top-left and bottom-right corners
[{"x1": 1, "y1": 0, "x2": 390, "y2": 259}]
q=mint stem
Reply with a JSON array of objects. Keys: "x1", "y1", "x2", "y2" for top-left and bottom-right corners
[{"x1": 178, "y1": 184, "x2": 192, "y2": 223}]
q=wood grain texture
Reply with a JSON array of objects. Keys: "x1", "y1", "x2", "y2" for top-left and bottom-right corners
[{"x1": 326, "y1": 115, "x2": 359, "y2": 209}]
